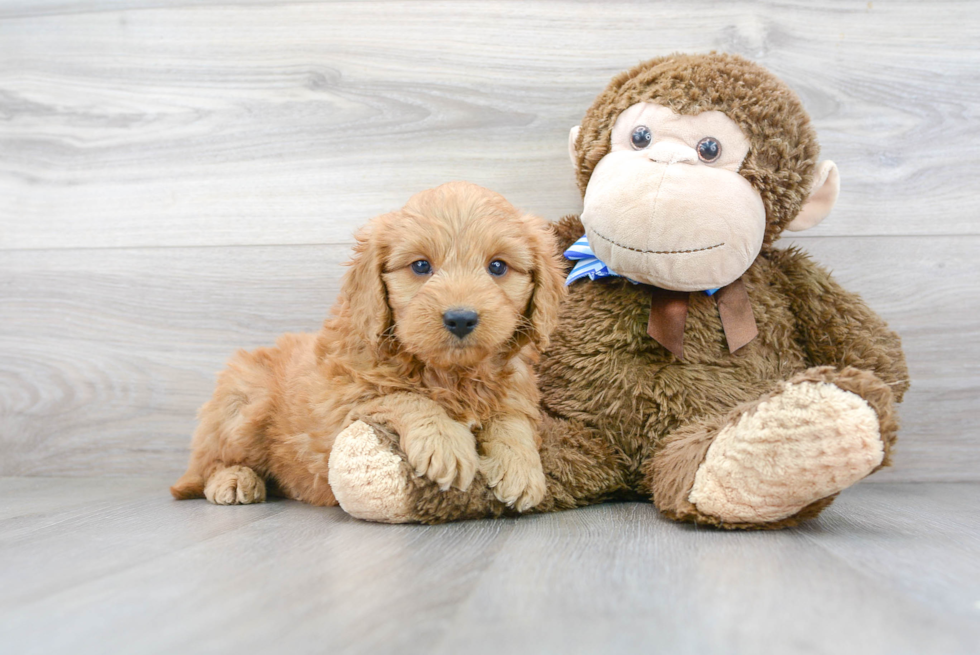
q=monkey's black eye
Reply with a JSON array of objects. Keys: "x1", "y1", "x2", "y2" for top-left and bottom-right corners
[
  {"x1": 488, "y1": 260, "x2": 508, "y2": 277},
  {"x1": 630, "y1": 125, "x2": 652, "y2": 150},
  {"x1": 697, "y1": 137, "x2": 722, "y2": 162},
  {"x1": 411, "y1": 260, "x2": 432, "y2": 275}
]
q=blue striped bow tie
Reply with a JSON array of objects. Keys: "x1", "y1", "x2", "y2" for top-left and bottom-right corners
[{"x1": 564, "y1": 234, "x2": 718, "y2": 296}]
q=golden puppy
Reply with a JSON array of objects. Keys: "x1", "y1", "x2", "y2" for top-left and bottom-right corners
[{"x1": 170, "y1": 181, "x2": 566, "y2": 512}]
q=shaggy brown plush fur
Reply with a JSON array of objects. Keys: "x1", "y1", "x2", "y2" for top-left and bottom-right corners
[
  {"x1": 171, "y1": 182, "x2": 566, "y2": 509},
  {"x1": 342, "y1": 54, "x2": 909, "y2": 528}
]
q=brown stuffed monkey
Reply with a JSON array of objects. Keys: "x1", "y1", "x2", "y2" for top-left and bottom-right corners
[{"x1": 328, "y1": 53, "x2": 909, "y2": 529}]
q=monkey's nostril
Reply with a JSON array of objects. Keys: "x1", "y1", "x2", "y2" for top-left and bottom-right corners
[
  {"x1": 647, "y1": 143, "x2": 698, "y2": 165},
  {"x1": 443, "y1": 309, "x2": 480, "y2": 339}
]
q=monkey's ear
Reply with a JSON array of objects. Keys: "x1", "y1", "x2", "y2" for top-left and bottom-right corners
[
  {"x1": 568, "y1": 125, "x2": 581, "y2": 168},
  {"x1": 787, "y1": 160, "x2": 840, "y2": 232}
]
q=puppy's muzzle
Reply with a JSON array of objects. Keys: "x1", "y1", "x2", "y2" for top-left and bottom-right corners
[{"x1": 443, "y1": 308, "x2": 479, "y2": 339}]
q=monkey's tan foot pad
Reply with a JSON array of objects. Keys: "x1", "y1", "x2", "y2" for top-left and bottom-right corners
[
  {"x1": 204, "y1": 465, "x2": 267, "y2": 505},
  {"x1": 328, "y1": 420, "x2": 419, "y2": 523},
  {"x1": 688, "y1": 381, "x2": 883, "y2": 524}
]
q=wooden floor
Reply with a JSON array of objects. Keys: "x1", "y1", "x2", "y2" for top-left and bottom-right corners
[{"x1": 1, "y1": 479, "x2": 978, "y2": 655}]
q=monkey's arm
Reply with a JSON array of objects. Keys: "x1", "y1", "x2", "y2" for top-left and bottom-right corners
[{"x1": 770, "y1": 246, "x2": 910, "y2": 401}]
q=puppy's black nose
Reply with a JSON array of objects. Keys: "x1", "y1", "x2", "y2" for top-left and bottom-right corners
[{"x1": 443, "y1": 309, "x2": 479, "y2": 339}]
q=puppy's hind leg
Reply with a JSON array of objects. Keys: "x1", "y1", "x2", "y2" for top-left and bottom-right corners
[
  {"x1": 173, "y1": 461, "x2": 266, "y2": 505},
  {"x1": 204, "y1": 465, "x2": 266, "y2": 505},
  {"x1": 171, "y1": 350, "x2": 274, "y2": 505}
]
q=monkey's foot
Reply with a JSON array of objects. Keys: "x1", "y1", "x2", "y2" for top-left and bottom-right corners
[
  {"x1": 328, "y1": 420, "x2": 418, "y2": 523},
  {"x1": 688, "y1": 379, "x2": 884, "y2": 524},
  {"x1": 204, "y1": 465, "x2": 267, "y2": 505}
]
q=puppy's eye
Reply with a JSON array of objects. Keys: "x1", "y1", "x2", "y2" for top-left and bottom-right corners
[
  {"x1": 697, "y1": 137, "x2": 722, "y2": 162},
  {"x1": 410, "y1": 260, "x2": 432, "y2": 275},
  {"x1": 487, "y1": 260, "x2": 508, "y2": 277},
  {"x1": 631, "y1": 125, "x2": 652, "y2": 150}
]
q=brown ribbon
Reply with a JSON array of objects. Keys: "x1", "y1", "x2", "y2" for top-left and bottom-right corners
[{"x1": 646, "y1": 277, "x2": 758, "y2": 360}]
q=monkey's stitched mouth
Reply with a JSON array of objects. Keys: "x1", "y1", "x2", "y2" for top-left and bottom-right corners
[{"x1": 590, "y1": 228, "x2": 724, "y2": 255}]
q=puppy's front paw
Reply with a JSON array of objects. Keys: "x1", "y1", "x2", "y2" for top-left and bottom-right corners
[
  {"x1": 480, "y1": 445, "x2": 547, "y2": 512},
  {"x1": 403, "y1": 420, "x2": 479, "y2": 492}
]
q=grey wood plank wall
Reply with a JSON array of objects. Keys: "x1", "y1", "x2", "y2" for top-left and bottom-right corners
[{"x1": 1, "y1": 1, "x2": 978, "y2": 481}]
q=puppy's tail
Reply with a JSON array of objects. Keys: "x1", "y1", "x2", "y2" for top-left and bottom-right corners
[{"x1": 170, "y1": 471, "x2": 206, "y2": 500}]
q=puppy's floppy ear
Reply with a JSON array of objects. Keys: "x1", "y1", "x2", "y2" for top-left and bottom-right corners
[
  {"x1": 517, "y1": 214, "x2": 568, "y2": 352},
  {"x1": 341, "y1": 214, "x2": 393, "y2": 350}
]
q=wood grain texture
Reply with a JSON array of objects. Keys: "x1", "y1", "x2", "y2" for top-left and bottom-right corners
[
  {"x1": 0, "y1": 244, "x2": 348, "y2": 477},
  {"x1": 1, "y1": 235, "x2": 977, "y2": 481},
  {"x1": 2, "y1": 6, "x2": 977, "y2": 650},
  {"x1": 1, "y1": 479, "x2": 978, "y2": 654},
  {"x1": 1, "y1": 1, "x2": 979, "y2": 250}
]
